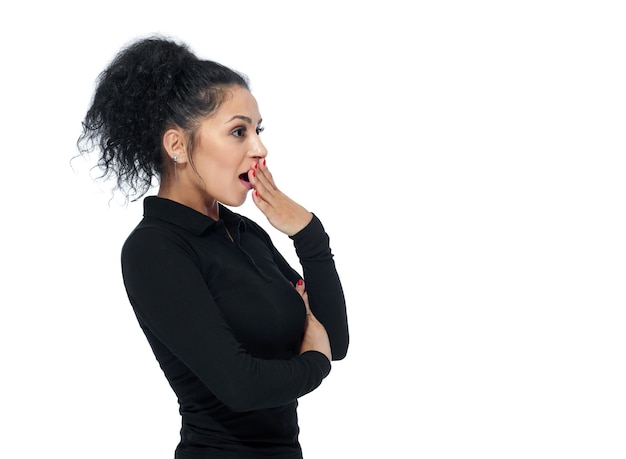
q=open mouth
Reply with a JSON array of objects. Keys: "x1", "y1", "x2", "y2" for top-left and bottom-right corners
[{"x1": 239, "y1": 173, "x2": 250, "y2": 183}]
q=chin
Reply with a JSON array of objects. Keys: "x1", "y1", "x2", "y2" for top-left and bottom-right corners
[{"x1": 222, "y1": 194, "x2": 248, "y2": 208}]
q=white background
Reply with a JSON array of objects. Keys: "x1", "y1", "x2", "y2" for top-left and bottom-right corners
[{"x1": 1, "y1": 1, "x2": 625, "y2": 458}]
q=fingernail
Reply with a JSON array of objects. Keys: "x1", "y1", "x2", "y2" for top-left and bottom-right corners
[
  {"x1": 262, "y1": 159, "x2": 266, "y2": 166},
  {"x1": 252, "y1": 170, "x2": 256, "y2": 178},
  {"x1": 253, "y1": 163, "x2": 258, "y2": 169},
  {"x1": 297, "y1": 279, "x2": 304, "y2": 286},
  {"x1": 254, "y1": 190, "x2": 259, "y2": 197}
]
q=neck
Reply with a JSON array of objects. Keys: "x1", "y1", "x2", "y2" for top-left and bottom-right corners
[{"x1": 158, "y1": 185, "x2": 220, "y2": 220}]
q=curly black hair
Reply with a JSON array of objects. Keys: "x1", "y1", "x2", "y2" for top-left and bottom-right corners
[{"x1": 76, "y1": 35, "x2": 249, "y2": 201}]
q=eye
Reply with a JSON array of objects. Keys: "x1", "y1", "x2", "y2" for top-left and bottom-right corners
[
  {"x1": 232, "y1": 127, "x2": 246, "y2": 138},
  {"x1": 256, "y1": 126, "x2": 265, "y2": 135}
]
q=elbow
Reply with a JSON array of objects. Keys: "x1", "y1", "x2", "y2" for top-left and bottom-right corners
[
  {"x1": 219, "y1": 389, "x2": 267, "y2": 413},
  {"x1": 331, "y1": 339, "x2": 349, "y2": 361},
  {"x1": 328, "y1": 321, "x2": 349, "y2": 361},
  {"x1": 216, "y1": 376, "x2": 276, "y2": 412},
  {"x1": 227, "y1": 400, "x2": 259, "y2": 413},
  {"x1": 214, "y1": 374, "x2": 281, "y2": 413},
  {"x1": 332, "y1": 348, "x2": 348, "y2": 361}
]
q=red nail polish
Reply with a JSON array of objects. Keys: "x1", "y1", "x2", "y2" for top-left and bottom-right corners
[
  {"x1": 252, "y1": 170, "x2": 256, "y2": 178},
  {"x1": 254, "y1": 190, "x2": 259, "y2": 197},
  {"x1": 297, "y1": 279, "x2": 303, "y2": 286},
  {"x1": 262, "y1": 159, "x2": 266, "y2": 166},
  {"x1": 253, "y1": 163, "x2": 258, "y2": 169}
]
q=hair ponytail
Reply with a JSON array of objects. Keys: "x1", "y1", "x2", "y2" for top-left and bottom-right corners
[{"x1": 77, "y1": 35, "x2": 249, "y2": 201}]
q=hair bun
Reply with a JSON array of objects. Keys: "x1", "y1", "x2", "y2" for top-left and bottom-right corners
[{"x1": 78, "y1": 34, "x2": 249, "y2": 202}]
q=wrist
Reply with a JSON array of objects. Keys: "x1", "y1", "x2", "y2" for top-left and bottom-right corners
[{"x1": 286, "y1": 211, "x2": 313, "y2": 236}]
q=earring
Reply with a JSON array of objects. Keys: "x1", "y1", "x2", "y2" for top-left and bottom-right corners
[{"x1": 172, "y1": 155, "x2": 179, "y2": 181}]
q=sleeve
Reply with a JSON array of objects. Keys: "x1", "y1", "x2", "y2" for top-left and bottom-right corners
[
  {"x1": 289, "y1": 214, "x2": 349, "y2": 360},
  {"x1": 121, "y1": 227, "x2": 331, "y2": 412}
]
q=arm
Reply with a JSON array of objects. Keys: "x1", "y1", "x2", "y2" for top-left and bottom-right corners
[
  {"x1": 248, "y1": 160, "x2": 349, "y2": 360},
  {"x1": 121, "y1": 227, "x2": 330, "y2": 412},
  {"x1": 246, "y1": 215, "x2": 348, "y2": 360},
  {"x1": 290, "y1": 215, "x2": 349, "y2": 360}
]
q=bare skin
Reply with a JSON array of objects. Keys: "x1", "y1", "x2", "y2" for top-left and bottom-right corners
[
  {"x1": 295, "y1": 280, "x2": 332, "y2": 361},
  {"x1": 248, "y1": 159, "x2": 313, "y2": 236}
]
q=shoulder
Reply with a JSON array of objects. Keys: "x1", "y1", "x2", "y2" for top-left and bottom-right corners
[{"x1": 121, "y1": 219, "x2": 195, "y2": 264}]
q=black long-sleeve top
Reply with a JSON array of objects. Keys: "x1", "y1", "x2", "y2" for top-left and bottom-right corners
[{"x1": 121, "y1": 196, "x2": 349, "y2": 458}]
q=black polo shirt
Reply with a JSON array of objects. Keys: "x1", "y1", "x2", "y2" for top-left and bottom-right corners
[{"x1": 121, "y1": 196, "x2": 348, "y2": 458}]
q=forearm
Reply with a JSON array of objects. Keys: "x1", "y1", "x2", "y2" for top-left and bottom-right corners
[
  {"x1": 291, "y1": 215, "x2": 349, "y2": 359},
  {"x1": 123, "y1": 227, "x2": 333, "y2": 411}
]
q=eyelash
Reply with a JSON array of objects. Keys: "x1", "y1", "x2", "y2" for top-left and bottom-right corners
[{"x1": 232, "y1": 126, "x2": 265, "y2": 137}]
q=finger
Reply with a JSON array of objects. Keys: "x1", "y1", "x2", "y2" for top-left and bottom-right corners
[
  {"x1": 257, "y1": 159, "x2": 277, "y2": 189},
  {"x1": 295, "y1": 279, "x2": 312, "y2": 314},
  {"x1": 248, "y1": 167, "x2": 275, "y2": 205},
  {"x1": 302, "y1": 292, "x2": 311, "y2": 316},
  {"x1": 248, "y1": 166, "x2": 268, "y2": 192},
  {"x1": 253, "y1": 164, "x2": 281, "y2": 205},
  {"x1": 251, "y1": 188, "x2": 270, "y2": 213}
]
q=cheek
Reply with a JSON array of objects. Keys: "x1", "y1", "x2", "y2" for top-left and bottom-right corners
[
  {"x1": 215, "y1": 155, "x2": 241, "y2": 177},
  {"x1": 217, "y1": 147, "x2": 246, "y2": 171},
  {"x1": 198, "y1": 144, "x2": 239, "y2": 174}
]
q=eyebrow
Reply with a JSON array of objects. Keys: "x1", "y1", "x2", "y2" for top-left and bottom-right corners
[{"x1": 225, "y1": 115, "x2": 262, "y2": 125}]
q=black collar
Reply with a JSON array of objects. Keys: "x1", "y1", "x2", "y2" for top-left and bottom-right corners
[{"x1": 143, "y1": 196, "x2": 246, "y2": 236}]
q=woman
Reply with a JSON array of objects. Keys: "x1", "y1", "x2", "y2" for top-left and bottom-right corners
[{"x1": 77, "y1": 35, "x2": 349, "y2": 458}]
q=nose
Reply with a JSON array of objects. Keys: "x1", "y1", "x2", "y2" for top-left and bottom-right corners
[{"x1": 250, "y1": 135, "x2": 268, "y2": 159}]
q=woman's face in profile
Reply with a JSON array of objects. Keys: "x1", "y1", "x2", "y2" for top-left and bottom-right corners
[{"x1": 189, "y1": 86, "x2": 268, "y2": 207}]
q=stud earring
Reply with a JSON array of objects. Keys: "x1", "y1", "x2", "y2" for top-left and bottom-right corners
[{"x1": 173, "y1": 155, "x2": 178, "y2": 163}]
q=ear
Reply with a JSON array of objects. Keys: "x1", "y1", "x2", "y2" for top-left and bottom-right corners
[{"x1": 162, "y1": 128, "x2": 188, "y2": 163}]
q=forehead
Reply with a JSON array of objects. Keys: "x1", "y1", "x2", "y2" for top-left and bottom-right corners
[{"x1": 213, "y1": 86, "x2": 261, "y2": 122}]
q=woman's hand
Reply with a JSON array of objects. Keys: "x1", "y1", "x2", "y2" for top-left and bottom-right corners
[
  {"x1": 249, "y1": 160, "x2": 313, "y2": 236},
  {"x1": 295, "y1": 280, "x2": 332, "y2": 361}
]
